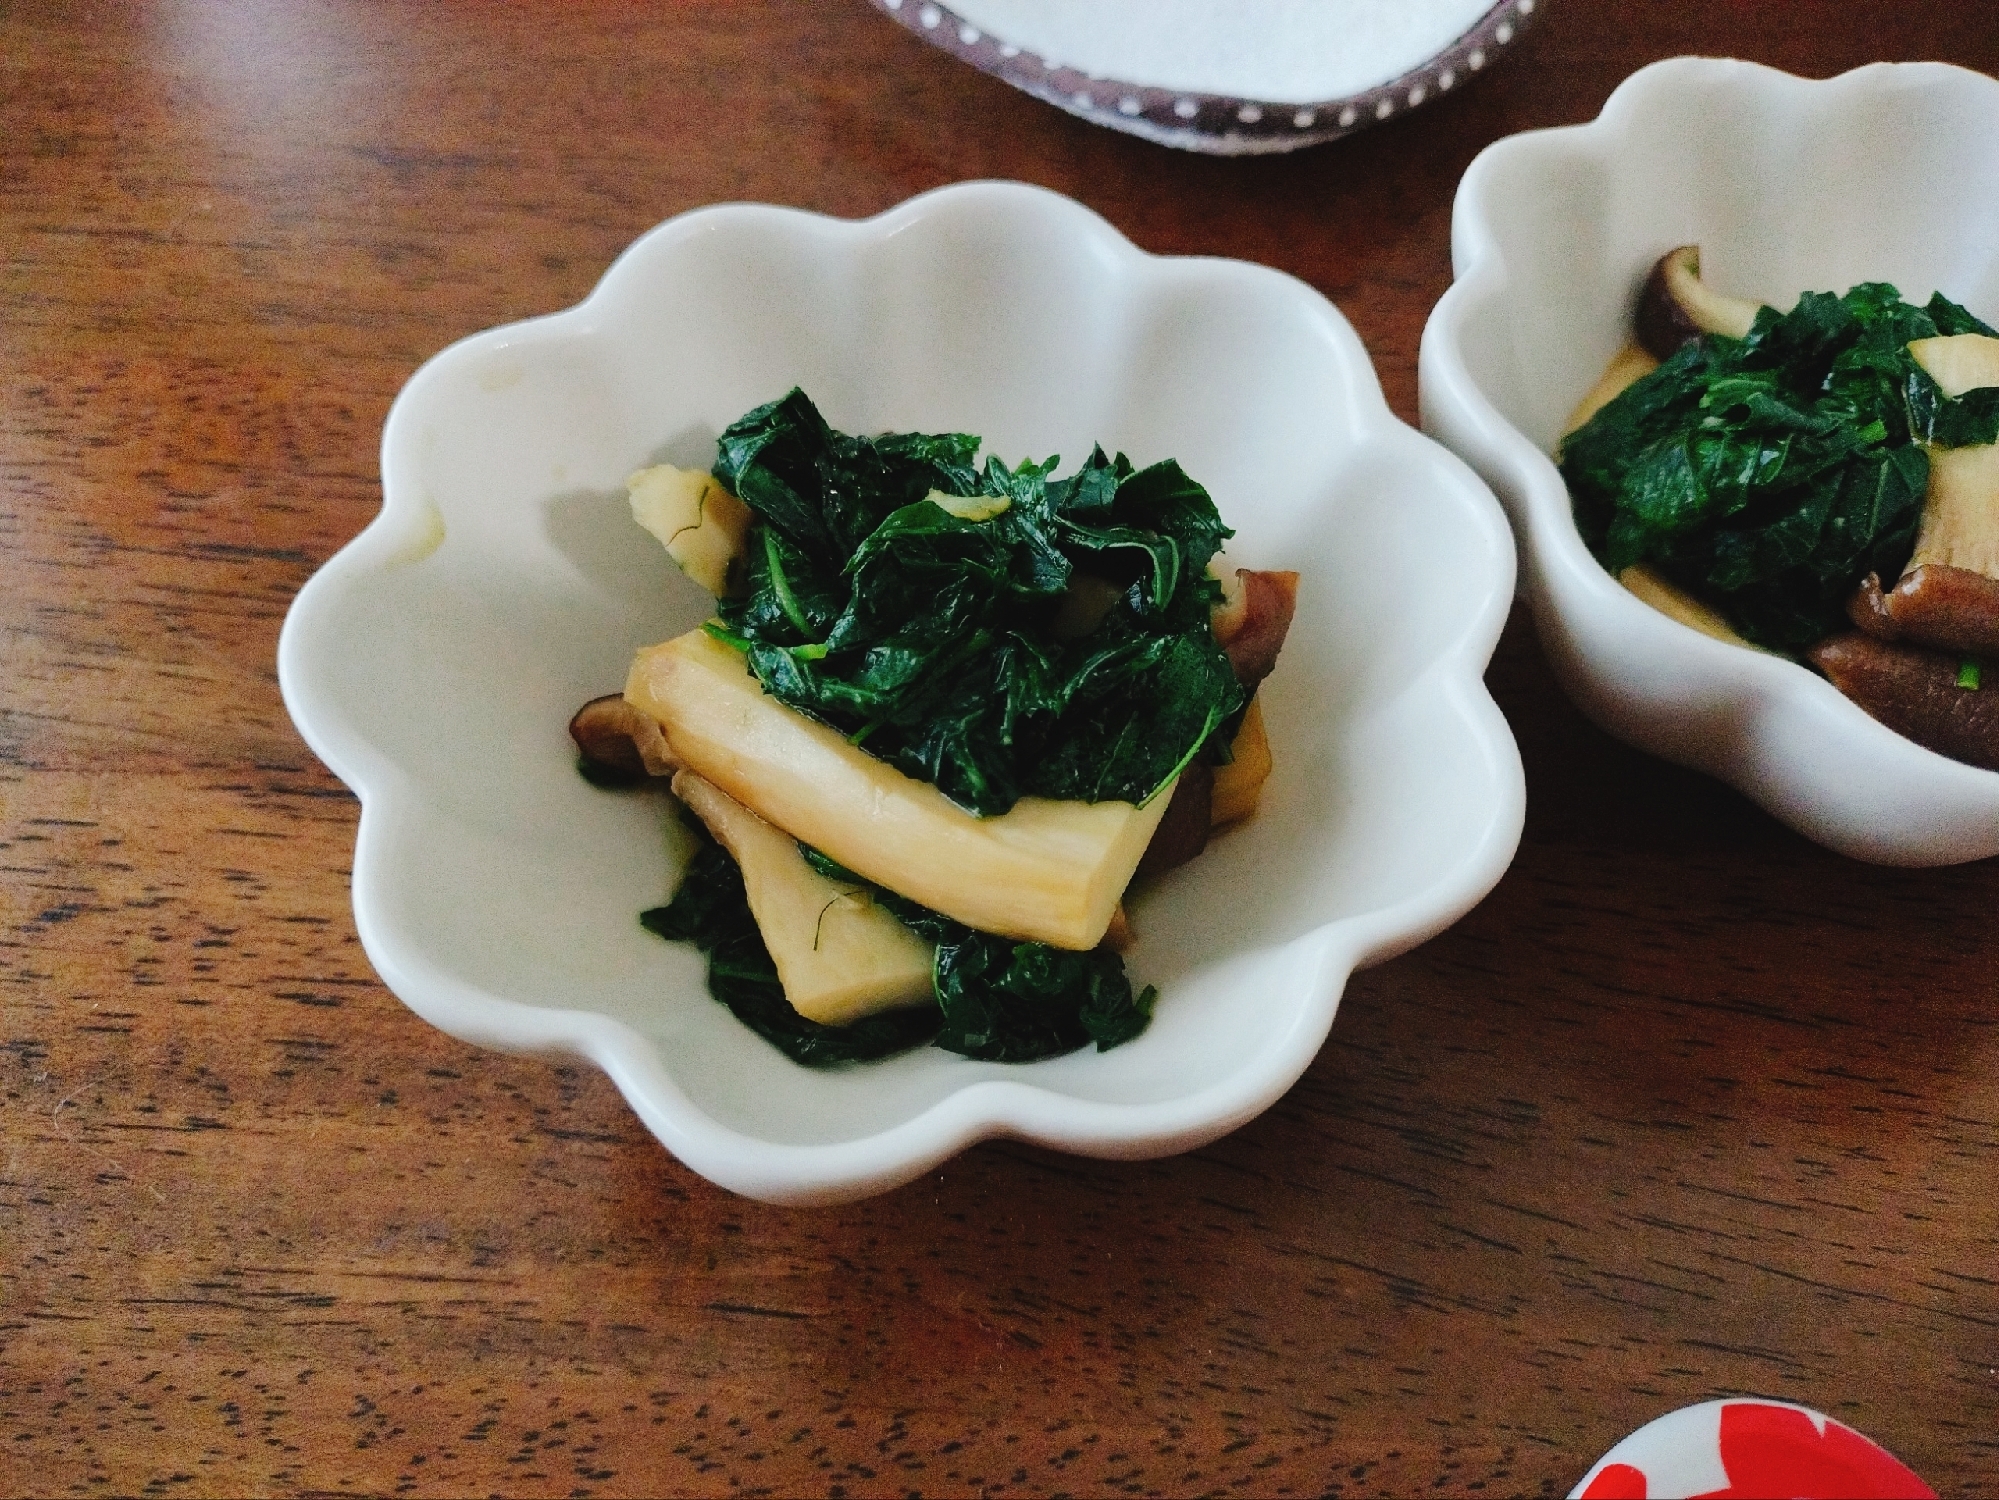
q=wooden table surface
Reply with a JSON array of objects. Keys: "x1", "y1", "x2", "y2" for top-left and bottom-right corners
[{"x1": 5, "y1": 2, "x2": 1997, "y2": 1495}]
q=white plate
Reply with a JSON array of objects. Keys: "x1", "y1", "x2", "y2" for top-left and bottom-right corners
[
  {"x1": 870, "y1": 0, "x2": 1546, "y2": 154},
  {"x1": 1421, "y1": 58, "x2": 1999, "y2": 865},
  {"x1": 279, "y1": 181, "x2": 1522, "y2": 1204}
]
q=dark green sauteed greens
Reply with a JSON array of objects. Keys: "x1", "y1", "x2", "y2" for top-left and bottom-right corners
[
  {"x1": 1563, "y1": 283, "x2": 1999, "y2": 652},
  {"x1": 630, "y1": 390, "x2": 1250, "y2": 1067},
  {"x1": 641, "y1": 823, "x2": 1154, "y2": 1067},
  {"x1": 710, "y1": 388, "x2": 1244, "y2": 816}
]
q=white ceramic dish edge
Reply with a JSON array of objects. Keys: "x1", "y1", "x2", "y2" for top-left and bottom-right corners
[
  {"x1": 867, "y1": 0, "x2": 1547, "y2": 155},
  {"x1": 1419, "y1": 57, "x2": 1999, "y2": 866},
  {"x1": 280, "y1": 181, "x2": 1525, "y2": 1204}
]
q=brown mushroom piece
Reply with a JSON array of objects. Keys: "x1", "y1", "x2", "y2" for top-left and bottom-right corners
[
  {"x1": 1134, "y1": 761, "x2": 1214, "y2": 879},
  {"x1": 1137, "y1": 570, "x2": 1301, "y2": 879},
  {"x1": 1097, "y1": 906, "x2": 1136, "y2": 954},
  {"x1": 1809, "y1": 633, "x2": 1999, "y2": 771},
  {"x1": 1849, "y1": 566, "x2": 1999, "y2": 658},
  {"x1": 568, "y1": 693, "x2": 674, "y2": 784},
  {"x1": 1634, "y1": 245, "x2": 1764, "y2": 361},
  {"x1": 1847, "y1": 332, "x2": 1999, "y2": 658},
  {"x1": 1211, "y1": 568, "x2": 1300, "y2": 690}
]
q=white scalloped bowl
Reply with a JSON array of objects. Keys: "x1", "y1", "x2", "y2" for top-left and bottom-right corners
[
  {"x1": 279, "y1": 182, "x2": 1522, "y2": 1204},
  {"x1": 1421, "y1": 58, "x2": 1999, "y2": 865}
]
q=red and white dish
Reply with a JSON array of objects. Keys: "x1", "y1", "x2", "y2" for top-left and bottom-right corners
[{"x1": 1572, "y1": 1399, "x2": 1934, "y2": 1500}]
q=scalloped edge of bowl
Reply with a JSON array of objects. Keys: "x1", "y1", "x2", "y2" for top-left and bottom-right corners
[
  {"x1": 1419, "y1": 57, "x2": 1999, "y2": 867},
  {"x1": 281, "y1": 181, "x2": 1525, "y2": 1203}
]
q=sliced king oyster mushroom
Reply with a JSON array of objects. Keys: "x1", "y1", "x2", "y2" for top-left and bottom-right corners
[{"x1": 1634, "y1": 245, "x2": 1764, "y2": 361}]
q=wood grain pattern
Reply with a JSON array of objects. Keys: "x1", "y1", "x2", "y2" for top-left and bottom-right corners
[{"x1": 4, "y1": 1, "x2": 1997, "y2": 1494}]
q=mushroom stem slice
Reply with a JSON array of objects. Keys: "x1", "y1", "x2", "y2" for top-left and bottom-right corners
[
  {"x1": 1634, "y1": 245, "x2": 1763, "y2": 360},
  {"x1": 1908, "y1": 332, "x2": 1999, "y2": 399},
  {"x1": 1618, "y1": 564, "x2": 1762, "y2": 650},
  {"x1": 672, "y1": 770, "x2": 936, "y2": 1027},
  {"x1": 1562, "y1": 342, "x2": 1659, "y2": 441},
  {"x1": 628, "y1": 464, "x2": 754, "y2": 598},
  {"x1": 625, "y1": 628, "x2": 1170, "y2": 951},
  {"x1": 1209, "y1": 697, "x2": 1273, "y2": 827},
  {"x1": 1909, "y1": 421, "x2": 1999, "y2": 578}
]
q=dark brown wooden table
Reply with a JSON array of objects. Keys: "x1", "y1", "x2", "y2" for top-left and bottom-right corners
[{"x1": 5, "y1": 2, "x2": 1997, "y2": 1494}]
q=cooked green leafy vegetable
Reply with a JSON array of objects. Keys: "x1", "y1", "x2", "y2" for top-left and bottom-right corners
[
  {"x1": 712, "y1": 389, "x2": 1245, "y2": 816},
  {"x1": 1562, "y1": 284, "x2": 1999, "y2": 652},
  {"x1": 635, "y1": 817, "x2": 1154, "y2": 1068},
  {"x1": 624, "y1": 393, "x2": 1253, "y2": 1065}
]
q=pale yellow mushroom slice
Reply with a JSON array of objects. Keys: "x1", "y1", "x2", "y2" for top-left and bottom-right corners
[
  {"x1": 1618, "y1": 564, "x2": 1764, "y2": 651},
  {"x1": 626, "y1": 628, "x2": 1171, "y2": 951},
  {"x1": 1906, "y1": 333, "x2": 1999, "y2": 580},
  {"x1": 1908, "y1": 332, "x2": 1999, "y2": 399},
  {"x1": 1563, "y1": 343, "x2": 1661, "y2": 441},
  {"x1": 671, "y1": 771, "x2": 936, "y2": 1027},
  {"x1": 1209, "y1": 698, "x2": 1272, "y2": 827},
  {"x1": 628, "y1": 464, "x2": 754, "y2": 597}
]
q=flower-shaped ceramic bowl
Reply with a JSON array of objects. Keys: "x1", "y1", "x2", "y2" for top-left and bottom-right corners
[
  {"x1": 279, "y1": 181, "x2": 1523, "y2": 1204},
  {"x1": 1421, "y1": 58, "x2": 1999, "y2": 865}
]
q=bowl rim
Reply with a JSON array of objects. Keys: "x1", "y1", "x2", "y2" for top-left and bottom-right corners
[
  {"x1": 279, "y1": 180, "x2": 1526, "y2": 1203},
  {"x1": 866, "y1": 0, "x2": 1547, "y2": 154},
  {"x1": 1419, "y1": 56, "x2": 1999, "y2": 867}
]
